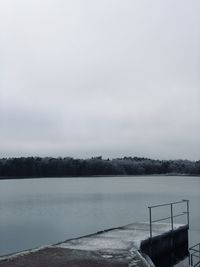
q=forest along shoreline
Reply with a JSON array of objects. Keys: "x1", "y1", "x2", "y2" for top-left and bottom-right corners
[{"x1": 0, "y1": 156, "x2": 199, "y2": 178}]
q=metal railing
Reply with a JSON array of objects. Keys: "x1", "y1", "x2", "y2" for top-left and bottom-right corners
[
  {"x1": 148, "y1": 199, "x2": 189, "y2": 239},
  {"x1": 190, "y1": 243, "x2": 200, "y2": 267}
]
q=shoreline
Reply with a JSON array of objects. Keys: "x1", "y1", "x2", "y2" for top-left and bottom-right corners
[{"x1": 0, "y1": 173, "x2": 199, "y2": 180}]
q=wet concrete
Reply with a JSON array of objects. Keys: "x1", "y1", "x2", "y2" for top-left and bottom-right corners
[{"x1": 0, "y1": 247, "x2": 141, "y2": 267}]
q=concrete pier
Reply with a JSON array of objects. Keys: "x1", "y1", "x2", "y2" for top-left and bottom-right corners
[{"x1": 0, "y1": 222, "x2": 188, "y2": 267}]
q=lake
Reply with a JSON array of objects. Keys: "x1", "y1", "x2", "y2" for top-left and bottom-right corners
[{"x1": 0, "y1": 176, "x2": 199, "y2": 257}]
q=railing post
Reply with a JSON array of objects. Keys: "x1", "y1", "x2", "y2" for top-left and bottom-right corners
[
  {"x1": 187, "y1": 200, "x2": 190, "y2": 228},
  {"x1": 148, "y1": 206, "x2": 152, "y2": 258},
  {"x1": 149, "y1": 207, "x2": 152, "y2": 239},
  {"x1": 199, "y1": 243, "x2": 200, "y2": 264},
  {"x1": 170, "y1": 203, "x2": 174, "y2": 231}
]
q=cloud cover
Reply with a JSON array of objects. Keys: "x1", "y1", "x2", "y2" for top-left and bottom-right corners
[{"x1": 0, "y1": 0, "x2": 200, "y2": 159}]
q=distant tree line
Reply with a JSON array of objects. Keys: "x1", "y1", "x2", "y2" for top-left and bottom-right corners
[{"x1": 0, "y1": 156, "x2": 199, "y2": 178}]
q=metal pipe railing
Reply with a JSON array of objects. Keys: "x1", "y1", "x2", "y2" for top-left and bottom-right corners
[
  {"x1": 148, "y1": 199, "x2": 189, "y2": 239},
  {"x1": 190, "y1": 243, "x2": 200, "y2": 266},
  {"x1": 149, "y1": 200, "x2": 187, "y2": 208}
]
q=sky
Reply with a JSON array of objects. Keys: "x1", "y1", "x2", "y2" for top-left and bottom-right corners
[{"x1": 0, "y1": 0, "x2": 200, "y2": 160}]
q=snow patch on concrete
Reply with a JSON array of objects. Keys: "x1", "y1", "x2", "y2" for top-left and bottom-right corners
[
  {"x1": 57, "y1": 222, "x2": 185, "y2": 252},
  {"x1": 101, "y1": 254, "x2": 113, "y2": 259},
  {"x1": 56, "y1": 236, "x2": 133, "y2": 251},
  {"x1": 129, "y1": 250, "x2": 155, "y2": 267}
]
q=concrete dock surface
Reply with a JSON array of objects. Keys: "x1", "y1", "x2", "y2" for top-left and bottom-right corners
[{"x1": 0, "y1": 222, "x2": 187, "y2": 267}]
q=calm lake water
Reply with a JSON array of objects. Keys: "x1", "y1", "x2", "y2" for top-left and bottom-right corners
[{"x1": 0, "y1": 176, "x2": 199, "y2": 256}]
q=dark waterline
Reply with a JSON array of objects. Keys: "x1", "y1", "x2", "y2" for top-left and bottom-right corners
[{"x1": 0, "y1": 176, "x2": 199, "y2": 257}]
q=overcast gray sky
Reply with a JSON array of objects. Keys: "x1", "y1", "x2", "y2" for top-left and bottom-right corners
[{"x1": 0, "y1": 0, "x2": 200, "y2": 160}]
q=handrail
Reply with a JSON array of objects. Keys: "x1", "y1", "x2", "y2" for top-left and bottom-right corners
[
  {"x1": 190, "y1": 243, "x2": 200, "y2": 266},
  {"x1": 190, "y1": 243, "x2": 200, "y2": 250},
  {"x1": 151, "y1": 212, "x2": 186, "y2": 223},
  {"x1": 148, "y1": 199, "x2": 189, "y2": 239},
  {"x1": 149, "y1": 200, "x2": 187, "y2": 208}
]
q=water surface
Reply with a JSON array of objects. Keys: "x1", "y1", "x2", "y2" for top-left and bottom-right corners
[{"x1": 0, "y1": 176, "x2": 199, "y2": 256}]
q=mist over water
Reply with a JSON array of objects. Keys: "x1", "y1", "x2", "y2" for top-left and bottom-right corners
[{"x1": 0, "y1": 176, "x2": 199, "y2": 256}]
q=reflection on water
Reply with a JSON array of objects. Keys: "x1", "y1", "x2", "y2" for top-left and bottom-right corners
[{"x1": 0, "y1": 176, "x2": 199, "y2": 257}]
